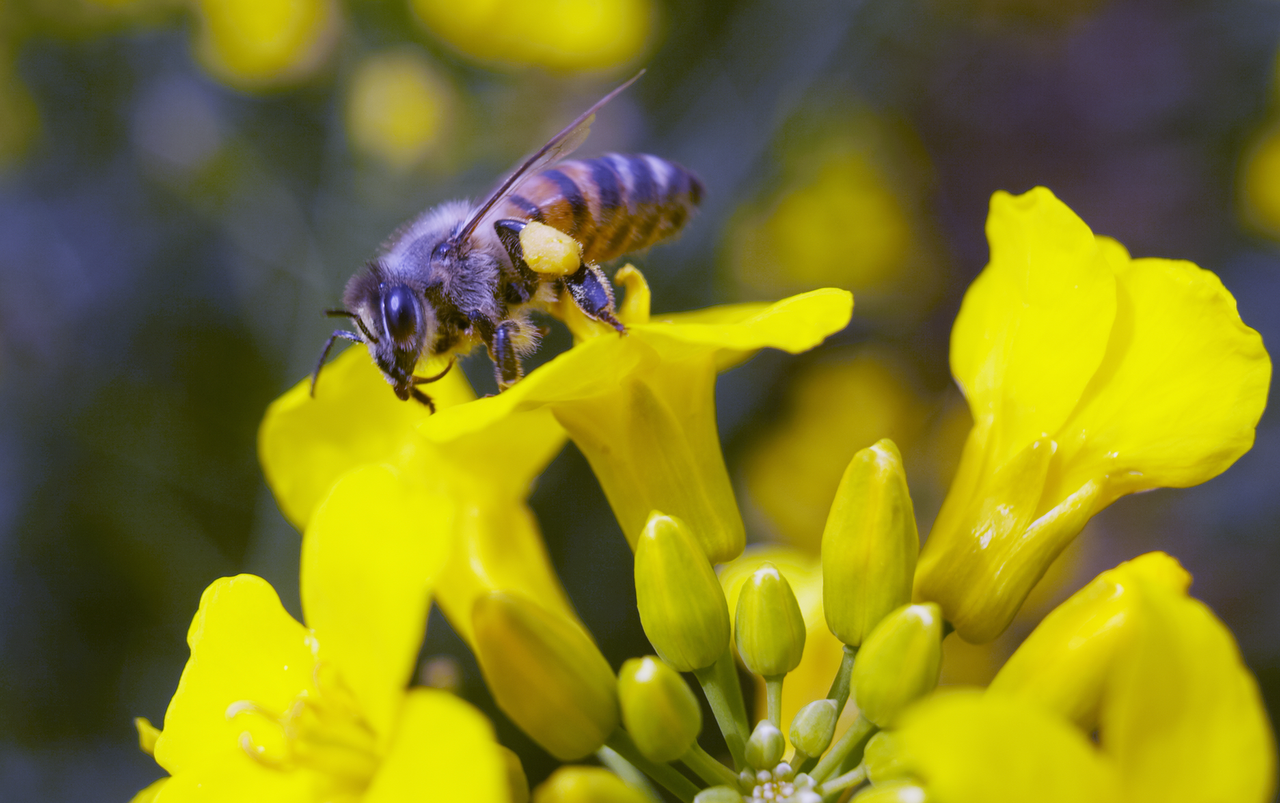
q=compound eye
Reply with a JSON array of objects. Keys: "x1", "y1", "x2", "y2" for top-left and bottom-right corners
[{"x1": 383, "y1": 285, "x2": 418, "y2": 342}]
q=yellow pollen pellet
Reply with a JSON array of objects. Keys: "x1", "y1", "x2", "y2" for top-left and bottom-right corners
[{"x1": 519, "y1": 221, "x2": 582, "y2": 276}]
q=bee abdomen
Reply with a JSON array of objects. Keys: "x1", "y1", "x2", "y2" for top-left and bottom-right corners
[{"x1": 497, "y1": 154, "x2": 703, "y2": 265}]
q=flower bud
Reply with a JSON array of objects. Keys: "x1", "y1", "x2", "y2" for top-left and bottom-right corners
[
  {"x1": 745, "y1": 720, "x2": 786, "y2": 770},
  {"x1": 694, "y1": 787, "x2": 744, "y2": 803},
  {"x1": 852, "y1": 603, "x2": 943, "y2": 727},
  {"x1": 618, "y1": 656, "x2": 703, "y2": 763},
  {"x1": 789, "y1": 699, "x2": 838, "y2": 758},
  {"x1": 852, "y1": 781, "x2": 927, "y2": 803},
  {"x1": 862, "y1": 731, "x2": 908, "y2": 785},
  {"x1": 533, "y1": 767, "x2": 649, "y2": 803},
  {"x1": 520, "y1": 221, "x2": 583, "y2": 276},
  {"x1": 734, "y1": 562, "x2": 806, "y2": 678},
  {"x1": 822, "y1": 440, "x2": 918, "y2": 647},
  {"x1": 472, "y1": 592, "x2": 619, "y2": 760},
  {"x1": 635, "y1": 512, "x2": 731, "y2": 672}
]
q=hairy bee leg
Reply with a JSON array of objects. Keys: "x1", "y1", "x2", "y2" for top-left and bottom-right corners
[
  {"x1": 494, "y1": 219, "x2": 529, "y2": 267},
  {"x1": 565, "y1": 263, "x2": 626, "y2": 334},
  {"x1": 408, "y1": 386, "x2": 437, "y2": 414},
  {"x1": 490, "y1": 319, "x2": 525, "y2": 390},
  {"x1": 310, "y1": 330, "x2": 364, "y2": 397}
]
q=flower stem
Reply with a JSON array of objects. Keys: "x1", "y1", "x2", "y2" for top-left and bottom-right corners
[
  {"x1": 597, "y1": 745, "x2": 665, "y2": 803},
  {"x1": 681, "y1": 742, "x2": 740, "y2": 788},
  {"x1": 810, "y1": 715, "x2": 876, "y2": 784},
  {"x1": 606, "y1": 730, "x2": 700, "y2": 803},
  {"x1": 765, "y1": 676, "x2": 784, "y2": 729},
  {"x1": 817, "y1": 764, "x2": 867, "y2": 798},
  {"x1": 693, "y1": 650, "x2": 750, "y2": 769},
  {"x1": 827, "y1": 645, "x2": 857, "y2": 719}
]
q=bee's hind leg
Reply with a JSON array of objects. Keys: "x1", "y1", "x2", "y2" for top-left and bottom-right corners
[{"x1": 565, "y1": 263, "x2": 626, "y2": 334}]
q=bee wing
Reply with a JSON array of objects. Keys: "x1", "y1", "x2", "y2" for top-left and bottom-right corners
[{"x1": 455, "y1": 70, "x2": 644, "y2": 244}]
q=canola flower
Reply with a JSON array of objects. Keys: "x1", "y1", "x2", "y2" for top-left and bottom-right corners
[{"x1": 133, "y1": 186, "x2": 1274, "y2": 802}]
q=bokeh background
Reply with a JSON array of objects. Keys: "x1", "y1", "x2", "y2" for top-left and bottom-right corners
[{"x1": 2, "y1": 0, "x2": 1280, "y2": 799}]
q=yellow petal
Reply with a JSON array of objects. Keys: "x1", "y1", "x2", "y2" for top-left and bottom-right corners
[
  {"x1": 300, "y1": 464, "x2": 453, "y2": 743},
  {"x1": 259, "y1": 345, "x2": 470, "y2": 529},
  {"x1": 949, "y1": 187, "x2": 1116, "y2": 469},
  {"x1": 363, "y1": 689, "x2": 509, "y2": 803},
  {"x1": 136, "y1": 716, "x2": 161, "y2": 756},
  {"x1": 150, "y1": 753, "x2": 322, "y2": 803},
  {"x1": 1100, "y1": 558, "x2": 1276, "y2": 803},
  {"x1": 433, "y1": 491, "x2": 583, "y2": 648},
  {"x1": 1043, "y1": 250, "x2": 1271, "y2": 510},
  {"x1": 894, "y1": 690, "x2": 1120, "y2": 803},
  {"x1": 152, "y1": 575, "x2": 317, "y2": 776},
  {"x1": 129, "y1": 779, "x2": 167, "y2": 803}
]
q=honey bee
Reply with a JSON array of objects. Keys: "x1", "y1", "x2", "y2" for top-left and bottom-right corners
[{"x1": 311, "y1": 71, "x2": 703, "y2": 410}]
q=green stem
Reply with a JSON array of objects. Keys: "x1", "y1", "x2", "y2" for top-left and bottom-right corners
[
  {"x1": 765, "y1": 676, "x2": 784, "y2": 730},
  {"x1": 810, "y1": 715, "x2": 876, "y2": 784},
  {"x1": 826, "y1": 645, "x2": 857, "y2": 719},
  {"x1": 693, "y1": 650, "x2": 750, "y2": 769},
  {"x1": 817, "y1": 764, "x2": 867, "y2": 798},
  {"x1": 596, "y1": 745, "x2": 664, "y2": 803},
  {"x1": 681, "y1": 742, "x2": 740, "y2": 788},
  {"x1": 606, "y1": 730, "x2": 700, "y2": 803}
]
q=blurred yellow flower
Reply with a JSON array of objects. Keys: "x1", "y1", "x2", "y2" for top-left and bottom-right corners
[
  {"x1": 742, "y1": 350, "x2": 929, "y2": 553},
  {"x1": 893, "y1": 553, "x2": 1276, "y2": 803},
  {"x1": 422, "y1": 268, "x2": 853, "y2": 563},
  {"x1": 914, "y1": 186, "x2": 1270, "y2": 643},
  {"x1": 724, "y1": 114, "x2": 940, "y2": 322},
  {"x1": 410, "y1": 0, "x2": 652, "y2": 71},
  {"x1": 259, "y1": 345, "x2": 580, "y2": 648},
  {"x1": 1240, "y1": 121, "x2": 1280, "y2": 238},
  {"x1": 346, "y1": 49, "x2": 453, "y2": 172},
  {"x1": 133, "y1": 465, "x2": 513, "y2": 802},
  {"x1": 0, "y1": 45, "x2": 39, "y2": 165},
  {"x1": 192, "y1": 0, "x2": 339, "y2": 88}
]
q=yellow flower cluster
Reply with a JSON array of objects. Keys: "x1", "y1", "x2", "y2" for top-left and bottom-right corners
[{"x1": 130, "y1": 187, "x2": 1274, "y2": 803}]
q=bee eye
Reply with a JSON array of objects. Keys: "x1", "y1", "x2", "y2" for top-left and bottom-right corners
[{"x1": 383, "y1": 285, "x2": 418, "y2": 342}]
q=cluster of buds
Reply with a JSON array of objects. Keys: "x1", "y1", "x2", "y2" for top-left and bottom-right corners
[{"x1": 472, "y1": 438, "x2": 943, "y2": 802}]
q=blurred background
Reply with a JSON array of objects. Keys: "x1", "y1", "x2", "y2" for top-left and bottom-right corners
[{"x1": 2, "y1": 0, "x2": 1280, "y2": 798}]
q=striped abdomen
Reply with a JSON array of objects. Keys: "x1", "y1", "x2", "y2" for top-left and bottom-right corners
[{"x1": 494, "y1": 153, "x2": 704, "y2": 265}]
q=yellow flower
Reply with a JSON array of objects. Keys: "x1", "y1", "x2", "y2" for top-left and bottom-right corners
[
  {"x1": 346, "y1": 49, "x2": 453, "y2": 173},
  {"x1": 891, "y1": 553, "x2": 1277, "y2": 803},
  {"x1": 192, "y1": 0, "x2": 340, "y2": 88},
  {"x1": 258, "y1": 345, "x2": 579, "y2": 647},
  {"x1": 915, "y1": 186, "x2": 1271, "y2": 643},
  {"x1": 423, "y1": 269, "x2": 853, "y2": 563},
  {"x1": 133, "y1": 465, "x2": 513, "y2": 802},
  {"x1": 1240, "y1": 121, "x2": 1280, "y2": 238},
  {"x1": 410, "y1": 0, "x2": 652, "y2": 71}
]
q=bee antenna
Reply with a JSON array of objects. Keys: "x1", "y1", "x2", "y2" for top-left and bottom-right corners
[
  {"x1": 310, "y1": 330, "x2": 364, "y2": 398},
  {"x1": 325, "y1": 309, "x2": 378, "y2": 344}
]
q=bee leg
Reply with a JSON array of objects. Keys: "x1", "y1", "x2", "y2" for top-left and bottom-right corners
[
  {"x1": 408, "y1": 387, "x2": 437, "y2": 414},
  {"x1": 565, "y1": 263, "x2": 626, "y2": 334},
  {"x1": 310, "y1": 329, "x2": 364, "y2": 397},
  {"x1": 493, "y1": 219, "x2": 529, "y2": 268},
  {"x1": 490, "y1": 319, "x2": 525, "y2": 390}
]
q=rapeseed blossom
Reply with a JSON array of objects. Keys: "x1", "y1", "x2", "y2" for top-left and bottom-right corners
[{"x1": 133, "y1": 187, "x2": 1274, "y2": 803}]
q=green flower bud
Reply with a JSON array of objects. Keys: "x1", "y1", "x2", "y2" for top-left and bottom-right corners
[
  {"x1": 734, "y1": 562, "x2": 806, "y2": 678},
  {"x1": 617, "y1": 656, "x2": 703, "y2": 763},
  {"x1": 862, "y1": 731, "x2": 908, "y2": 785},
  {"x1": 533, "y1": 767, "x2": 649, "y2": 803},
  {"x1": 851, "y1": 781, "x2": 927, "y2": 803},
  {"x1": 745, "y1": 720, "x2": 786, "y2": 770},
  {"x1": 789, "y1": 699, "x2": 838, "y2": 758},
  {"x1": 852, "y1": 603, "x2": 943, "y2": 728},
  {"x1": 472, "y1": 592, "x2": 619, "y2": 760},
  {"x1": 822, "y1": 440, "x2": 919, "y2": 647},
  {"x1": 694, "y1": 786, "x2": 744, "y2": 803},
  {"x1": 635, "y1": 512, "x2": 731, "y2": 672}
]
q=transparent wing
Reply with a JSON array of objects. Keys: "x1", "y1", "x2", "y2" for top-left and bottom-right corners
[{"x1": 454, "y1": 70, "x2": 645, "y2": 244}]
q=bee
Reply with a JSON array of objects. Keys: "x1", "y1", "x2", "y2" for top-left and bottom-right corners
[{"x1": 311, "y1": 71, "x2": 703, "y2": 410}]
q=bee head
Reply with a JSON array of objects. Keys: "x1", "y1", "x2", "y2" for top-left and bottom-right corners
[{"x1": 341, "y1": 265, "x2": 437, "y2": 400}]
